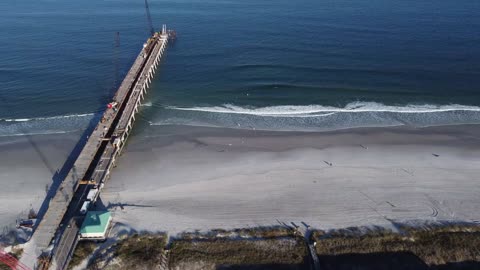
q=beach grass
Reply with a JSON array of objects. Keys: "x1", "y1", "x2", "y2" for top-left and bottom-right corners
[
  {"x1": 0, "y1": 263, "x2": 9, "y2": 270},
  {"x1": 82, "y1": 224, "x2": 480, "y2": 269},
  {"x1": 178, "y1": 226, "x2": 295, "y2": 240},
  {"x1": 312, "y1": 224, "x2": 480, "y2": 266},
  {"x1": 169, "y1": 227, "x2": 307, "y2": 269},
  {"x1": 113, "y1": 233, "x2": 167, "y2": 268},
  {"x1": 68, "y1": 241, "x2": 96, "y2": 269},
  {"x1": 169, "y1": 237, "x2": 307, "y2": 269},
  {"x1": 85, "y1": 228, "x2": 306, "y2": 270}
]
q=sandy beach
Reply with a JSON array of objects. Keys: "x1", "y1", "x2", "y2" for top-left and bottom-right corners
[
  {"x1": 1, "y1": 125, "x2": 479, "y2": 239},
  {"x1": 0, "y1": 133, "x2": 81, "y2": 234},
  {"x1": 99, "y1": 124, "x2": 480, "y2": 234}
]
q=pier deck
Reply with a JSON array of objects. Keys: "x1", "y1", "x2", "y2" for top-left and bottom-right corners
[{"x1": 21, "y1": 27, "x2": 171, "y2": 270}]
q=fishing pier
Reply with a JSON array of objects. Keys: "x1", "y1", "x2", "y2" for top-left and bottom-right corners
[{"x1": 21, "y1": 25, "x2": 172, "y2": 270}]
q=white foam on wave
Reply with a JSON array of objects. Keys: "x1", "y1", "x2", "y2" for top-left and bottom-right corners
[
  {"x1": 0, "y1": 130, "x2": 70, "y2": 138},
  {"x1": 167, "y1": 102, "x2": 480, "y2": 117},
  {"x1": 1, "y1": 113, "x2": 95, "y2": 122},
  {"x1": 0, "y1": 112, "x2": 97, "y2": 137},
  {"x1": 5, "y1": 118, "x2": 30, "y2": 122}
]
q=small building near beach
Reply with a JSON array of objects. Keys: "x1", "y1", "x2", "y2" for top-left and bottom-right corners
[{"x1": 79, "y1": 211, "x2": 112, "y2": 240}]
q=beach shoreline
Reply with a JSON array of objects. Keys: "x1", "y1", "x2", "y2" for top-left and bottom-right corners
[{"x1": 1, "y1": 124, "x2": 479, "y2": 240}]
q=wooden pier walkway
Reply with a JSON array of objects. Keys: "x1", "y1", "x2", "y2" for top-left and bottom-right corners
[{"x1": 20, "y1": 26, "x2": 171, "y2": 270}]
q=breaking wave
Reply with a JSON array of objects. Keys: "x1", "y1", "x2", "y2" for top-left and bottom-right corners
[
  {"x1": 168, "y1": 102, "x2": 480, "y2": 116},
  {"x1": 2, "y1": 102, "x2": 480, "y2": 136},
  {"x1": 1, "y1": 113, "x2": 95, "y2": 122},
  {"x1": 0, "y1": 113, "x2": 98, "y2": 137},
  {"x1": 153, "y1": 102, "x2": 480, "y2": 131}
]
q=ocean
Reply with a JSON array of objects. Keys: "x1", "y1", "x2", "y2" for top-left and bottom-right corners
[{"x1": 1, "y1": 0, "x2": 480, "y2": 135}]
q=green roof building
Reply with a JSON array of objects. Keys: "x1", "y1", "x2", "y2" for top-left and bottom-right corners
[{"x1": 79, "y1": 211, "x2": 112, "y2": 240}]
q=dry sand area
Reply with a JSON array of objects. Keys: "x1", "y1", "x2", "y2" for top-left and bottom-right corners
[
  {"x1": 0, "y1": 133, "x2": 81, "y2": 234},
  {"x1": 100, "y1": 124, "x2": 480, "y2": 234},
  {"x1": 0, "y1": 125, "x2": 479, "y2": 239}
]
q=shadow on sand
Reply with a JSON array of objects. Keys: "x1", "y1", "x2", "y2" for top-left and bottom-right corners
[
  {"x1": 318, "y1": 252, "x2": 480, "y2": 270},
  {"x1": 216, "y1": 252, "x2": 480, "y2": 270},
  {"x1": 32, "y1": 113, "x2": 101, "y2": 232},
  {"x1": 216, "y1": 264, "x2": 308, "y2": 270}
]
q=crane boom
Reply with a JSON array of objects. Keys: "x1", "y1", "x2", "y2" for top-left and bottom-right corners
[
  {"x1": 113, "y1": 31, "x2": 120, "y2": 96},
  {"x1": 144, "y1": 0, "x2": 154, "y2": 36}
]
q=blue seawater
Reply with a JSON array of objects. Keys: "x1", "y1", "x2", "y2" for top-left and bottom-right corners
[{"x1": 1, "y1": 0, "x2": 480, "y2": 134}]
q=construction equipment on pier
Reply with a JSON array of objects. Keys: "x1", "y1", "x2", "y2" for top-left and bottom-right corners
[
  {"x1": 16, "y1": 2, "x2": 175, "y2": 268},
  {"x1": 25, "y1": 27, "x2": 172, "y2": 270},
  {"x1": 144, "y1": 0, "x2": 154, "y2": 36},
  {"x1": 112, "y1": 31, "x2": 121, "y2": 96},
  {"x1": 144, "y1": 0, "x2": 176, "y2": 40}
]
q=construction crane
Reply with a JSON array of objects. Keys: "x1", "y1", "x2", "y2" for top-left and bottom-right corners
[
  {"x1": 112, "y1": 31, "x2": 120, "y2": 97},
  {"x1": 144, "y1": 0, "x2": 154, "y2": 36}
]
